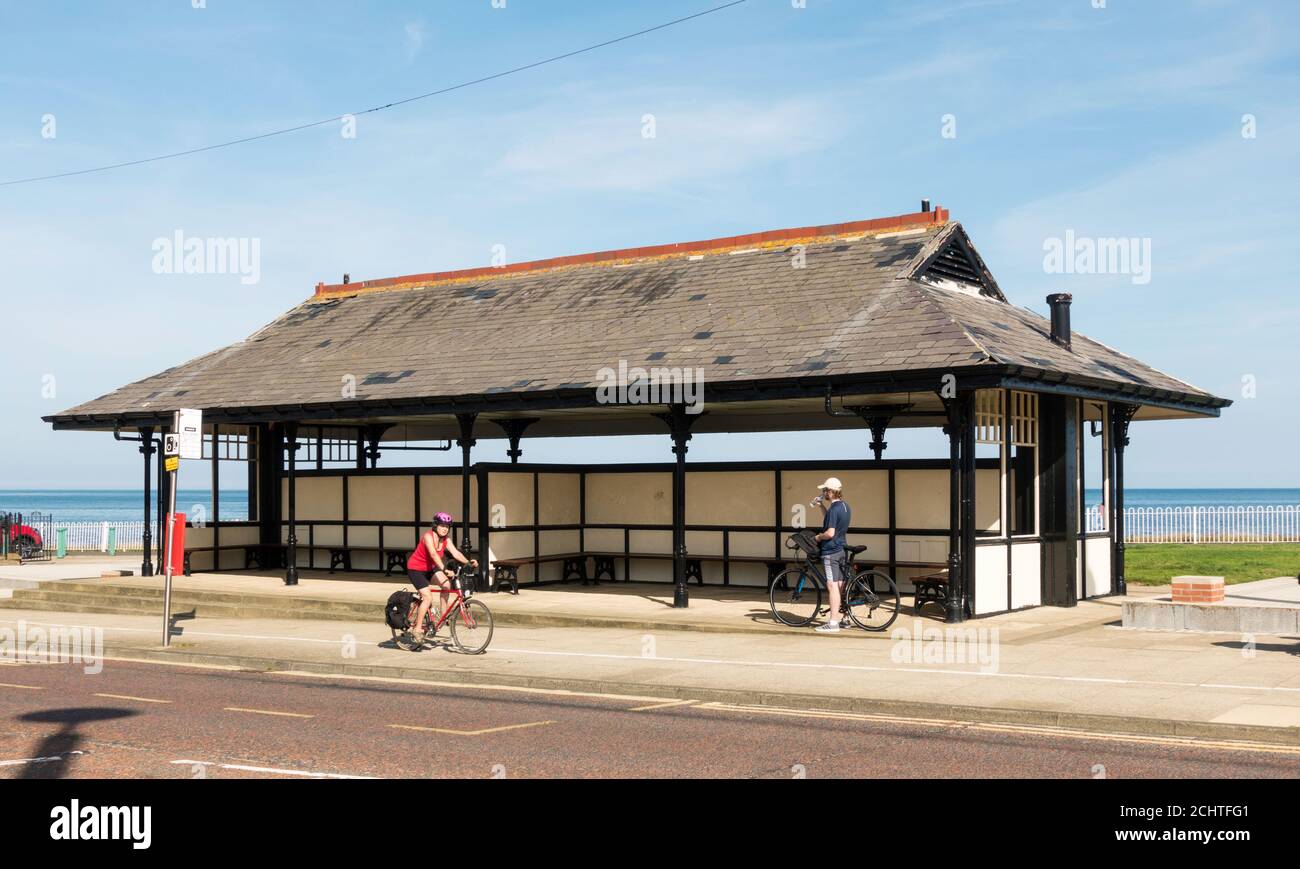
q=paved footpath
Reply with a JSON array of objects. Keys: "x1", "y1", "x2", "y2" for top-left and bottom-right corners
[{"x1": 2, "y1": 597, "x2": 1299, "y2": 744}]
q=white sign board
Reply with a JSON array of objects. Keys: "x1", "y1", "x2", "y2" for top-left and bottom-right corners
[
  {"x1": 175, "y1": 408, "x2": 204, "y2": 460},
  {"x1": 163, "y1": 434, "x2": 180, "y2": 457}
]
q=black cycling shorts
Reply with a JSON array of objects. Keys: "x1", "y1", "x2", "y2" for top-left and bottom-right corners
[{"x1": 408, "y1": 569, "x2": 435, "y2": 591}]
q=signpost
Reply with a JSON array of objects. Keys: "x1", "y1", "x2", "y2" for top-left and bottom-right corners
[{"x1": 162, "y1": 409, "x2": 201, "y2": 647}]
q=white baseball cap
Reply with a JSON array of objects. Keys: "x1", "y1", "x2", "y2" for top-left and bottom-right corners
[{"x1": 817, "y1": 477, "x2": 843, "y2": 491}]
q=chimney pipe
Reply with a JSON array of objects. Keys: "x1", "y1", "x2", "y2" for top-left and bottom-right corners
[
  {"x1": 1047, "y1": 293, "x2": 1072, "y2": 348},
  {"x1": 921, "y1": 198, "x2": 931, "y2": 213}
]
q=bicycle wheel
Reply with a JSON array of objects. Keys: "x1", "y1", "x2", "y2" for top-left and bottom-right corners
[
  {"x1": 769, "y1": 568, "x2": 822, "y2": 627},
  {"x1": 845, "y1": 570, "x2": 901, "y2": 632},
  {"x1": 450, "y1": 599, "x2": 494, "y2": 654}
]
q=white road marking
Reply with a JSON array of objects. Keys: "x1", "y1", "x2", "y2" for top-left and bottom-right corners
[
  {"x1": 388, "y1": 720, "x2": 554, "y2": 737},
  {"x1": 224, "y1": 706, "x2": 314, "y2": 719},
  {"x1": 94, "y1": 693, "x2": 171, "y2": 704},
  {"x1": 0, "y1": 751, "x2": 86, "y2": 767},
  {"x1": 171, "y1": 760, "x2": 371, "y2": 779},
  {"x1": 628, "y1": 699, "x2": 699, "y2": 712},
  {"x1": 0, "y1": 682, "x2": 42, "y2": 691}
]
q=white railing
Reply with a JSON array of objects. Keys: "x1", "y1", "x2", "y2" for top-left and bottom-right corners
[
  {"x1": 1123, "y1": 505, "x2": 1300, "y2": 544},
  {"x1": 52, "y1": 521, "x2": 160, "y2": 553}
]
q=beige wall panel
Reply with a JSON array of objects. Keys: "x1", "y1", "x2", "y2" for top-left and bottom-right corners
[
  {"x1": 974, "y1": 543, "x2": 1009, "y2": 616},
  {"x1": 486, "y1": 531, "x2": 533, "y2": 565},
  {"x1": 310, "y1": 525, "x2": 344, "y2": 547},
  {"x1": 347, "y1": 526, "x2": 380, "y2": 548},
  {"x1": 626, "y1": 559, "x2": 673, "y2": 583},
  {"x1": 489, "y1": 472, "x2": 535, "y2": 527},
  {"x1": 1011, "y1": 542, "x2": 1042, "y2": 609},
  {"x1": 583, "y1": 528, "x2": 624, "y2": 552},
  {"x1": 685, "y1": 530, "x2": 723, "y2": 557},
  {"x1": 419, "y1": 475, "x2": 475, "y2": 522},
  {"x1": 539, "y1": 530, "x2": 580, "y2": 557},
  {"x1": 1085, "y1": 536, "x2": 1112, "y2": 597},
  {"x1": 629, "y1": 529, "x2": 671, "y2": 554},
  {"x1": 726, "y1": 563, "x2": 769, "y2": 588},
  {"x1": 729, "y1": 531, "x2": 777, "y2": 558},
  {"x1": 776, "y1": 470, "x2": 884, "y2": 528},
  {"x1": 539, "y1": 474, "x2": 581, "y2": 525},
  {"x1": 895, "y1": 470, "x2": 950, "y2": 529},
  {"x1": 387, "y1": 526, "x2": 419, "y2": 552},
  {"x1": 349, "y1": 475, "x2": 414, "y2": 523},
  {"x1": 281, "y1": 477, "x2": 344, "y2": 522},
  {"x1": 586, "y1": 473, "x2": 671, "y2": 524},
  {"x1": 976, "y1": 468, "x2": 1001, "y2": 533},
  {"x1": 686, "y1": 471, "x2": 773, "y2": 526}
]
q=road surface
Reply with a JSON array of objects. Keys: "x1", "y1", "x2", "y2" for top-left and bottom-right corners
[{"x1": 2, "y1": 658, "x2": 1298, "y2": 779}]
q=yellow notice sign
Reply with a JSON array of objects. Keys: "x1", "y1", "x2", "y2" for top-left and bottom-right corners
[{"x1": 164, "y1": 456, "x2": 180, "y2": 473}]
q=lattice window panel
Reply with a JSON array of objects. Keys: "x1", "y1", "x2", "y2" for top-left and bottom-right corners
[
  {"x1": 1010, "y1": 391, "x2": 1039, "y2": 447},
  {"x1": 300, "y1": 437, "x2": 357, "y2": 464},
  {"x1": 203, "y1": 432, "x2": 255, "y2": 462},
  {"x1": 974, "y1": 390, "x2": 1003, "y2": 444}
]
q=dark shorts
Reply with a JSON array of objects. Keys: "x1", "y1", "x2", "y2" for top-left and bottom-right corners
[
  {"x1": 820, "y1": 550, "x2": 848, "y2": 584},
  {"x1": 408, "y1": 569, "x2": 434, "y2": 591}
]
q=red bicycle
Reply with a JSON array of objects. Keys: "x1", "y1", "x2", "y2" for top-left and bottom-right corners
[{"x1": 385, "y1": 564, "x2": 494, "y2": 654}]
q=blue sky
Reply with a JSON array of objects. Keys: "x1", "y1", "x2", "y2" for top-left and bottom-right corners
[{"x1": 1, "y1": 0, "x2": 1297, "y2": 490}]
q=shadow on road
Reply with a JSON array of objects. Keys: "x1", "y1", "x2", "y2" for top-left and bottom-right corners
[{"x1": 16, "y1": 707, "x2": 138, "y2": 779}]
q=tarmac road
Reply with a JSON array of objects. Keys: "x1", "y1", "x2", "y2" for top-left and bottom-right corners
[{"x1": 2, "y1": 658, "x2": 1298, "y2": 779}]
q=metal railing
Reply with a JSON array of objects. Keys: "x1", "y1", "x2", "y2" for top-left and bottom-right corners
[
  {"x1": 1124, "y1": 505, "x2": 1300, "y2": 544},
  {"x1": 53, "y1": 521, "x2": 160, "y2": 553}
]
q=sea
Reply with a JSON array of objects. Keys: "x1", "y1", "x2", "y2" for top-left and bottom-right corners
[{"x1": 2, "y1": 488, "x2": 1299, "y2": 524}]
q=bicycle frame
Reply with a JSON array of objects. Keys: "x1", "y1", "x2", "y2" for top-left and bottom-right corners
[{"x1": 406, "y1": 569, "x2": 479, "y2": 633}]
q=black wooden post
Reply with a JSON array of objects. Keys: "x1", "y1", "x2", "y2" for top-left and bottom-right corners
[
  {"x1": 456, "y1": 413, "x2": 477, "y2": 556},
  {"x1": 656, "y1": 406, "x2": 701, "y2": 609},
  {"x1": 139, "y1": 426, "x2": 155, "y2": 578},
  {"x1": 941, "y1": 397, "x2": 964, "y2": 623},
  {"x1": 496, "y1": 418, "x2": 539, "y2": 464},
  {"x1": 960, "y1": 391, "x2": 977, "y2": 619},
  {"x1": 285, "y1": 421, "x2": 299, "y2": 586},
  {"x1": 867, "y1": 416, "x2": 890, "y2": 461},
  {"x1": 1110, "y1": 403, "x2": 1136, "y2": 596},
  {"x1": 211, "y1": 423, "x2": 220, "y2": 569}
]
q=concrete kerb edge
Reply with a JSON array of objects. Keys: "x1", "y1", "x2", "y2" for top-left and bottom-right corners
[{"x1": 99, "y1": 642, "x2": 1300, "y2": 749}]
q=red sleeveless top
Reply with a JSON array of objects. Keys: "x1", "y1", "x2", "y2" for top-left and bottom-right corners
[{"x1": 407, "y1": 531, "x2": 449, "y2": 573}]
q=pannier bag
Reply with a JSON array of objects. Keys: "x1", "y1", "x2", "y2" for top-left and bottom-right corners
[
  {"x1": 385, "y1": 590, "x2": 418, "y2": 630},
  {"x1": 786, "y1": 529, "x2": 821, "y2": 558}
]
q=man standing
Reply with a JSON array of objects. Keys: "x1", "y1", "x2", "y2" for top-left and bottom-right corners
[{"x1": 812, "y1": 477, "x2": 851, "y2": 633}]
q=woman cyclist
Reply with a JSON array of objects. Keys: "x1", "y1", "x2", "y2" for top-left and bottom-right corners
[{"x1": 406, "y1": 512, "x2": 477, "y2": 644}]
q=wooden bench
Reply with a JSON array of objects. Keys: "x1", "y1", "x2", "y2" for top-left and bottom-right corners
[
  {"x1": 911, "y1": 569, "x2": 950, "y2": 615},
  {"x1": 310, "y1": 545, "x2": 410, "y2": 576},
  {"x1": 582, "y1": 552, "x2": 799, "y2": 588},
  {"x1": 183, "y1": 544, "x2": 287, "y2": 575},
  {"x1": 490, "y1": 553, "x2": 591, "y2": 595}
]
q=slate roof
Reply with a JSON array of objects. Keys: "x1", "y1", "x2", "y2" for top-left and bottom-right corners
[{"x1": 46, "y1": 209, "x2": 1226, "y2": 429}]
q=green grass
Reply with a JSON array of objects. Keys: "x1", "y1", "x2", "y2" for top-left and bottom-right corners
[{"x1": 1125, "y1": 543, "x2": 1300, "y2": 586}]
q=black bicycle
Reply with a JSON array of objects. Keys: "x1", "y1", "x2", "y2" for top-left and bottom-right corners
[{"x1": 769, "y1": 531, "x2": 901, "y2": 631}]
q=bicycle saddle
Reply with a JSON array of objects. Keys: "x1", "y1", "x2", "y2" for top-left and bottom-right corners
[{"x1": 845, "y1": 544, "x2": 867, "y2": 555}]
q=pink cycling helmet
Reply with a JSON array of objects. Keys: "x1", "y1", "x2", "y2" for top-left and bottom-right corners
[{"x1": 432, "y1": 512, "x2": 454, "y2": 527}]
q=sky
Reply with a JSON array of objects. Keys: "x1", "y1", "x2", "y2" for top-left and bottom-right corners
[{"x1": 0, "y1": 0, "x2": 1297, "y2": 490}]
